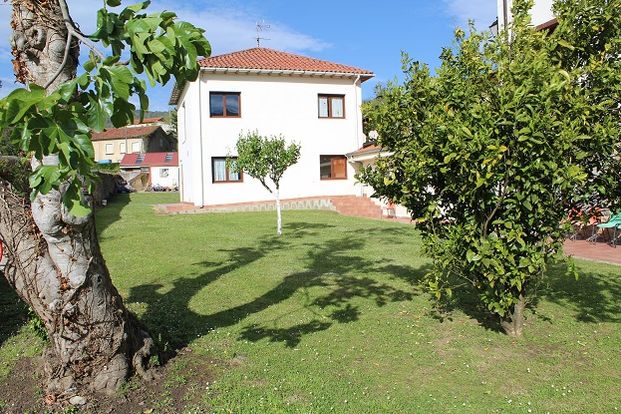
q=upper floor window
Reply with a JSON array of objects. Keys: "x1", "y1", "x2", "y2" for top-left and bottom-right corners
[
  {"x1": 212, "y1": 157, "x2": 243, "y2": 183},
  {"x1": 210, "y1": 92, "x2": 241, "y2": 117},
  {"x1": 318, "y1": 94, "x2": 345, "y2": 119},
  {"x1": 105, "y1": 143, "x2": 114, "y2": 155},
  {"x1": 131, "y1": 142, "x2": 142, "y2": 153},
  {"x1": 320, "y1": 155, "x2": 348, "y2": 180}
]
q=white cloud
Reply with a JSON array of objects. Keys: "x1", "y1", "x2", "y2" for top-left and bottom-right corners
[
  {"x1": 150, "y1": 1, "x2": 330, "y2": 54},
  {"x1": 0, "y1": 1, "x2": 329, "y2": 107},
  {"x1": 443, "y1": 0, "x2": 498, "y2": 30}
]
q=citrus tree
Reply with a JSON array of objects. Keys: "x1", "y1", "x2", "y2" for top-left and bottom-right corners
[
  {"x1": 360, "y1": 0, "x2": 621, "y2": 336},
  {"x1": 0, "y1": 0, "x2": 209, "y2": 395},
  {"x1": 232, "y1": 131, "x2": 301, "y2": 236}
]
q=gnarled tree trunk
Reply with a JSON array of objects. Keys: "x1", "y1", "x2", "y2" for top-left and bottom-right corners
[{"x1": 0, "y1": 0, "x2": 156, "y2": 397}]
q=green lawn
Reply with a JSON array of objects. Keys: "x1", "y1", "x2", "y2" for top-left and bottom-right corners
[{"x1": 2, "y1": 192, "x2": 621, "y2": 413}]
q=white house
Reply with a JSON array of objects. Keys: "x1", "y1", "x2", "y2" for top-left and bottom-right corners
[
  {"x1": 91, "y1": 118, "x2": 174, "y2": 164},
  {"x1": 345, "y1": 144, "x2": 411, "y2": 219},
  {"x1": 497, "y1": 0, "x2": 556, "y2": 29},
  {"x1": 119, "y1": 152, "x2": 179, "y2": 190},
  {"x1": 170, "y1": 47, "x2": 374, "y2": 207}
]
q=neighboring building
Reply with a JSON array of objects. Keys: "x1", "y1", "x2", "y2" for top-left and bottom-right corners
[
  {"x1": 497, "y1": 0, "x2": 555, "y2": 29},
  {"x1": 346, "y1": 144, "x2": 411, "y2": 219},
  {"x1": 92, "y1": 118, "x2": 174, "y2": 163},
  {"x1": 120, "y1": 152, "x2": 179, "y2": 189},
  {"x1": 170, "y1": 47, "x2": 374, "y2": 207}
]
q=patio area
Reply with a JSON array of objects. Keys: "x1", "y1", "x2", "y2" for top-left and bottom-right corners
[{"x1": 564, "y1": 239, "x2": 621, "y2": 265}]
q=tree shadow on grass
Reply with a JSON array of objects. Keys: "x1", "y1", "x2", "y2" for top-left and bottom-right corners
[
  {"x1": 236, "y1": 237, "x2": 421, "y2": 347},
  {"x1": 402, "y1": 260, "x2": 621, "y2": 335},
  {"x1": 379, "y1": 262, "x2": 506, "y2": 333},
  {"x1": 541, "y1": 262, "x2": 621, "y2": 324},
  {"x1": 127, "y1": 221, "x2": 426, "y2": 353},
  {"x1": 282, "y1": 221, "x2": 337, "y2": 238},
  {"x1": 0, "y1": 276, "x2": 29, "y2": 348}
]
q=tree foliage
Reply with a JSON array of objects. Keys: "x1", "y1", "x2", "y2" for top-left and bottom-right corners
[
  {"x1": 359, "y1": 0, "x2": 621, "y2": 336},
  {"x1": 233, "y1": 131, "x2": 301, "y2": 193},
  {"x1": 0, "y1": 0, "x2": 210, "y2": 216},
  {"x1": 553, "y1": 0, "x2": 621, "y2": 205}
]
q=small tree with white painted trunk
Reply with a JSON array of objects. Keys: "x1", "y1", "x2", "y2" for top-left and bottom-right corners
[{"x1": 231, "y1": 131, "x2": 301, "y2": 236}]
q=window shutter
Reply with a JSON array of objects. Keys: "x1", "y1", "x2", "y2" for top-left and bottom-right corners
[{"x1": 332, "y1": 157, "x2": 347, "y2": 179}]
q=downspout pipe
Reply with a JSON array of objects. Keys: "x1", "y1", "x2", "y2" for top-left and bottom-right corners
[
  {"x1": 353, "y1": 74, "x2": 362, "y2": 196},
  {"x1": 354, "y1": 74, "x2": 362, "y2": 149}
]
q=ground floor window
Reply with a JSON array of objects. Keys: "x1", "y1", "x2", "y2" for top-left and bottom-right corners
[
  {"x1": 320, "y1": 155, "x2": 348, "y2": 180},
  {"x1": 212, "y1": 157, "x2": 242, "y2": 183}
]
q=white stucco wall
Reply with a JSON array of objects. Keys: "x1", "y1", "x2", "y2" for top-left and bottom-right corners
[
  {"x1": 151, "y1": 166, "x2": 179, "y2": 188},
  {"x1": 177, "y1": 71, "x2": 367, "y2": 207},
  {"x1": 178, "y1": 81, "x2": 201, "y2": 204},
  {"x1": 497, "y1": 0, "x2": 554, "y2": 28}
]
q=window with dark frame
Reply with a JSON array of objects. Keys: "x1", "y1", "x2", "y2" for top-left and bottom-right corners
[
  {"x1": 318, "y1": 94, "x2": 345, "y2": 118},
  {"x1": 320, "y1": 155, "x2": 348, "y2": 180},
  {"x1": 212, "y1": 157, "x2": 243, "y2": 183},
  {"x1": 210, "y1": 92, "x2": 241, "y2": 117}
]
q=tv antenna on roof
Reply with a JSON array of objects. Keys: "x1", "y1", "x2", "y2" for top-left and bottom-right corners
[{"x1": 255, "y1": 20, "x2": 271, "y2": 47}]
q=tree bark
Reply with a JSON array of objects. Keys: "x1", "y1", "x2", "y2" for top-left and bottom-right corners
[
  {"x1": 499, "y1": 293, "x2": 526, "y2": 337},
  {"x1": 0, "y1": 0, "x2": 156, "y2": 396},
  {"x1": 276, "y1": 187, "x2": 282, "y2": 236}
]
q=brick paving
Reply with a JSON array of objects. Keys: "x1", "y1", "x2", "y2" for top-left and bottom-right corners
[
  {"x1": 155, "y1": 196, "x2": 402, "y2": 221},
  {"x1": 564, "y1": 239, "x2": 621, "y2": 265}
]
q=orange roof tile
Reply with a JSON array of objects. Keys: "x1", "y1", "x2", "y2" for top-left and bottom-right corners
[
  {"x1": 198, "y1": 47, "x2": 374, "y2": 76},
  {"x1": 350, "y1": 144, "x2": 383, "y2": 156}
]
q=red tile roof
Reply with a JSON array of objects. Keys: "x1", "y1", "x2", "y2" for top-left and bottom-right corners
[
  {"x1": 170, "y1": 48, "x2": 374, "y2": 105},
  {"x1": 350, "y1": 144, "x2": 383, "y2": 156},
  {"x1": 120, "y1": 152, "x2": 178, "y2": 168},
  {"x1": 92, "y1": 125, "x2": 160, "y2": 141},
  {"x1": 198, "y1": 48, "x2": 374, "y2": 76}
]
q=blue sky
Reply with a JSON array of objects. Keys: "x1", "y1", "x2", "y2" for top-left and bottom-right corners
[{"x1": 0, "y1": 0, "x2": 497, "y2": 110}]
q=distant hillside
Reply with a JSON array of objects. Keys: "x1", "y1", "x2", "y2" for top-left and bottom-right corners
[
  {"x1": 104, "y1": 111, "x2": 172, "y2": 128},
  {"x1": 139, "y1": 110, "x2": 170, "y2": 121}
]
